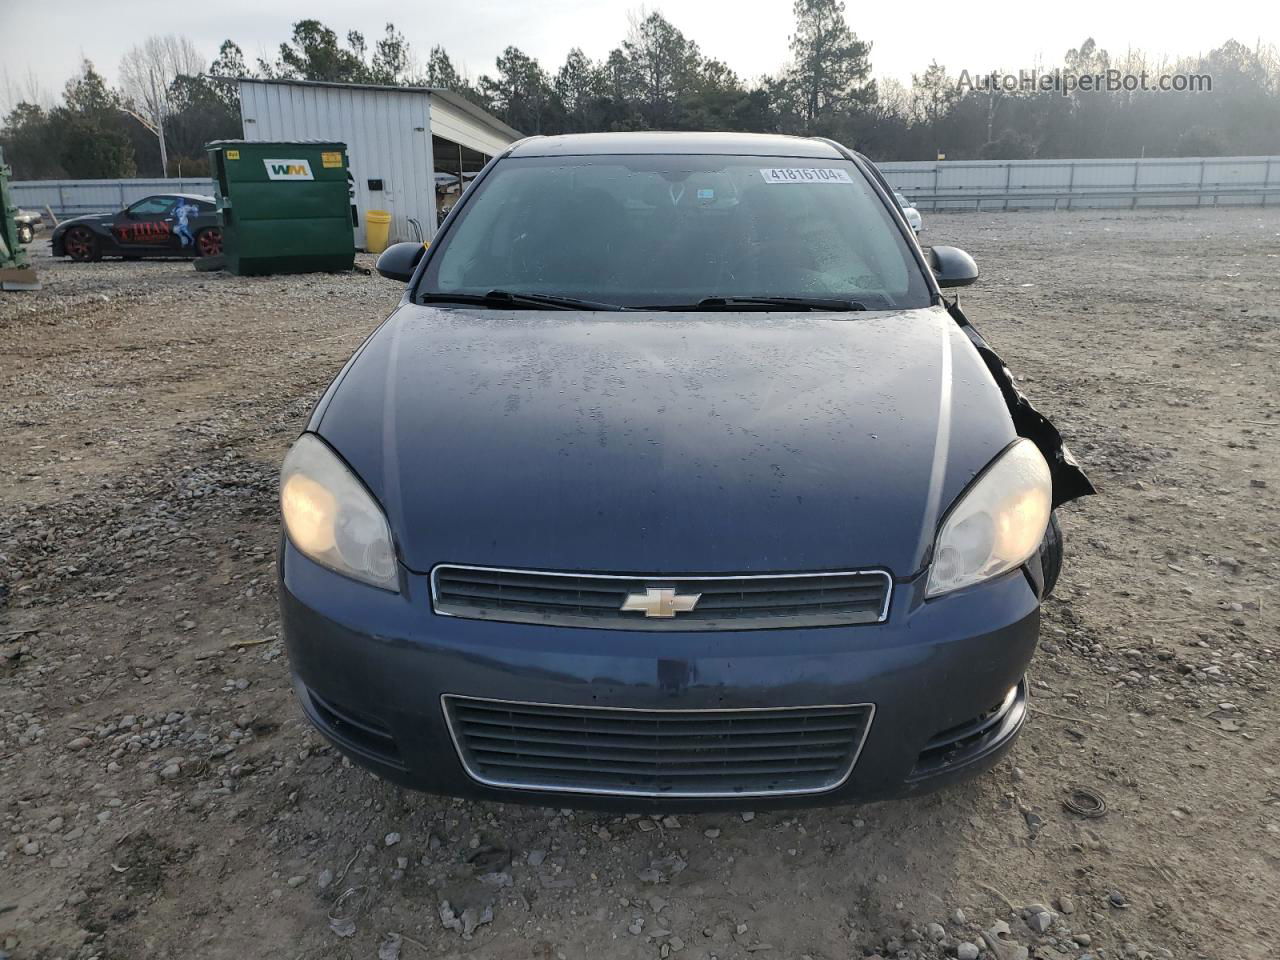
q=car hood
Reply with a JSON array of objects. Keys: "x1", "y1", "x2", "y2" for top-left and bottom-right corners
[
  {"x1": 54, "y1": 213, "x2": 114, "y2": 231},
  {"x1": 315, "y1": 304, "x2": 1017, "y2": 577}
]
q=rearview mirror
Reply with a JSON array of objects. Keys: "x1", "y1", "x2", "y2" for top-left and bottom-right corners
[
  {"x1": 929, "y1": 245, "x2": 978, "y2": 288},
  {"x1": 375, "y1": 241, "x2": 426, "y2": 282}
]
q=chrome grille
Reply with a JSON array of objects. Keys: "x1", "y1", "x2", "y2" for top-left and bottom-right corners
[
  {"x1": 444, "y1": 696, "x2": 874, "y2": 797},
  {"x1": 431, "y1": 565, "x2": 892, "y2": 630}
]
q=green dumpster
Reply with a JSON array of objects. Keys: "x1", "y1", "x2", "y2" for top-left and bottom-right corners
[
  {"x1": 207, "y1": 140, "x2": 354, "y2": 276},
  {"x1": 1, "y1": 146, "x2": 40, "y2": 291}
]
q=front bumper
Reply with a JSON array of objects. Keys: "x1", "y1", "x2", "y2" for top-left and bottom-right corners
[{"x1": 280, "y1": 542, "x2": 1039, "y2": 811}]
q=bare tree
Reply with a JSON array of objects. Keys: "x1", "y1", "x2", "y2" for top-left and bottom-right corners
[
  {"x1": 119, "y1": 35, "x2": 203, "y2": 175},
  {"x1": 875, "y1": 77, "x2": 912, "y2": 118},
  {"x1": 0, "y1": 65, "x2": 51, "y2": 114}
]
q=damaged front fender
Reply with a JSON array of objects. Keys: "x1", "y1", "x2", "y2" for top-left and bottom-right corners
[{"x1": 948, "y1": 299, "x2": 1096, "y2": 508}]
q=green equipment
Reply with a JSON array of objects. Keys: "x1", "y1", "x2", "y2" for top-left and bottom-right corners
[
  {"x1": 0, "y1": 147, "x2": 40, "y2": 291},
  {"x1": 207, "y1": 140, "x2": 355, "y2": 276}
]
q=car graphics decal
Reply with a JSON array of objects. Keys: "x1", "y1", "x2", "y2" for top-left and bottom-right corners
[
  {"x1": 113, "y1": 221, "x2": 170, "y2": 243},
  {"x1": 173, "y1": 201, "x2": 198, "y2": 248}
]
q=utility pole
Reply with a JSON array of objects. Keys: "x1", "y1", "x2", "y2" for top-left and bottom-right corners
[{"x1": 150, "y1": 68, "x2": 168, "y2": 177}]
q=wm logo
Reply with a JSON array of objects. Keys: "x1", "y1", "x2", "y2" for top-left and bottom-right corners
[{"x1": 263, "y1": 158, "x2": 315, "y2": 181}]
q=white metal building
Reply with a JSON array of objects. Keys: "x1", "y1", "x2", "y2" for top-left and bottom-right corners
[{"x1": 237, "y1": 78, "x2": 521, "y2": 246}]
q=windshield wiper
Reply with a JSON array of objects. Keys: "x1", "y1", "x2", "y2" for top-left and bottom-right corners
[
  {"x1": 419, "y1": 290, "x2": 628, "y2": 311},
  {"x1": 648, "y1": 296, "x2": 870, "y2": 312}
]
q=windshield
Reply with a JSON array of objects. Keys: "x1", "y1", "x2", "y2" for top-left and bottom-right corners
[
  {"x1": 418, "y1": 155, "x2": 932, "y2": 310},
  {"x1": 894, "y1": 192, "x2": 910, "y2": 207}
]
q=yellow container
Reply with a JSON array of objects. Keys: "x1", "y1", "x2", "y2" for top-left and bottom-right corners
[{"x1": 364, "y1": 210, "x2": 392, "y2": 254}]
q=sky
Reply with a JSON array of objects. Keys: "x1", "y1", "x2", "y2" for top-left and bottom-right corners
[{"x1": 1, "y1": 0, "x2": 1275, "y2": 109}]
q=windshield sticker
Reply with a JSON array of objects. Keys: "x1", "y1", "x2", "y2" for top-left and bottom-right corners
[{"x1": 760, "y1": 167, "x2": 853, "y2": 185}]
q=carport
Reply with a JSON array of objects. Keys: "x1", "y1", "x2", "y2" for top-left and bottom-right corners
[{"x1": 236, "y1": 78, "x2": 521, "y2": 247}]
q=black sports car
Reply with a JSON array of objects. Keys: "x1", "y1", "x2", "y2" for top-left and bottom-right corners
[{"x1": 50, "y1": 193, "x2": 222, "y2": 262}]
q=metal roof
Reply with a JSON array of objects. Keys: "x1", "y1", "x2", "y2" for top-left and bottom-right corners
[
  {"x1": 507, "y1": 132, "x2": 846, "y2": 158},
  {"x1": 206, "y1": 139, "x2": 346, "y2": 147},
  {"x1": 228, "y1": 77, "x2": 523, "y2": 141}
]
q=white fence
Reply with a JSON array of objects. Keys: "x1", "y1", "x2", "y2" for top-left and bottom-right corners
[
  {"x1": 11, "y1": 178, "x2": 216, "y2": 218},
  {"x1": 13, "y1": 155, "x2": 1280, "y2": 219},
  {"x1": 878, "y1": 155, "x2": 1280, "y2": 210}
]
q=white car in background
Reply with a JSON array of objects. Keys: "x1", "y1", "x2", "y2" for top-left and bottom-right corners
[
  {"x1": 15, "y1": 208, "x2": 44, "y2": 245},
  {"x1": 894, "y1": 191, "x2": 923, "y2": 234}
]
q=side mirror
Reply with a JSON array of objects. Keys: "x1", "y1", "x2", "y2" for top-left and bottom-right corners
[
  {"x1": 929, "y1": 245, "x2": 979, "y2": 288},
  {"x1": 375, "y1": 241, "x2": 426, "y2": 282}
]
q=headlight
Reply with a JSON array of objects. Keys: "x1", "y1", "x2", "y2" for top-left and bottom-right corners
[
  {"x1": 926, "y1": 439, "x2": 1051, "y2": 598},
  {"x1": 280, "y1": 433, "x2": 399, "y2": 591}
]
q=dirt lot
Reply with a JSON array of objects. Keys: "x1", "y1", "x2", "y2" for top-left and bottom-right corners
[{"x1": 2, "y1": 207, "x2": 1277, "y2": 960}]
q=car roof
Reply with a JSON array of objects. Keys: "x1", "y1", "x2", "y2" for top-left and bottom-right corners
[
  {"x1": 147, "y1": 193, "x2": 216, "y2": 203},
  {"x1": 507, "y1": 132, "x2": 848, "y2": 159}
]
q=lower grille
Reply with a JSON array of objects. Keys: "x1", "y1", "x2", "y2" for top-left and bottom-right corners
[
  {"x1": 306, "y1": 689, "x2": 405, "y2": 769},
  {"x1": 444, "y1": 695, "x2": 873, "y2": 798},
  {"x1": 909, "y1": 681, "x2": 1025, "y2": 779},
  {"x1": 431, "y1": 565, "x2": 892, "y2": 630}
]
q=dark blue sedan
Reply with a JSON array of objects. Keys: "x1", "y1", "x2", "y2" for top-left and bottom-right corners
[{"x1": 278, "y1": 133, "x2": 1092, "y2": 810}]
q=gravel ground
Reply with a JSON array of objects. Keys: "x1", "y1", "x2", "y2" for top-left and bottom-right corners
[{"x1": 2, "y1": 207, "x2": 1277, "y2": 960}]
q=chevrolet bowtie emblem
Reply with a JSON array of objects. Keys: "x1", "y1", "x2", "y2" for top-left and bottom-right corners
[{"x1": 621, "y1": 586, "x2": 701, "y2": 618}]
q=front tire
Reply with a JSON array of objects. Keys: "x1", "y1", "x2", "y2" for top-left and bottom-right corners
[
  {"x1": 64, "y1": 226, "x2": 102, "y2": 262},
  {"x1": 1039, "y1": 512, "x2": 1063, "y2": 598},
  {"x1": 195, "y1": 227, "x2": 223, "y2": 257},
  {"x1": 17, "y1": 223, "x2": 34, "y2": 245}
]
